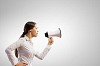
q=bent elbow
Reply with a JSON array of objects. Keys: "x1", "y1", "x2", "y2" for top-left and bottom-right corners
[
  {"x1": 40, "y1": 58, "x2": 44, "y2": 60},
  {"x1": 5, "y1": 48, "x2": 11, "y2": 54},
  {"x1": 5, "y1": 48, "x2": 8, "y2": 53},
  {"x1": 38, "y1": 57, "x2": 44, "y2": 60}
]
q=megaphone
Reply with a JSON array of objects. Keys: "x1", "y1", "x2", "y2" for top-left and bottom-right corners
[{"x1": 45, "y1": 28, "x2": 62, "y2": 38}]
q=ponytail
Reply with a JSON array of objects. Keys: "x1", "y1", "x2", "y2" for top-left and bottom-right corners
[{"x1": 20, "y1": 32, "x2": 26, "y2": 38}]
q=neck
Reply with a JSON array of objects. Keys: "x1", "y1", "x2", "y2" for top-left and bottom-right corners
[{"x1": 26, "y1": 33, "x2": 32, "y2": 40}]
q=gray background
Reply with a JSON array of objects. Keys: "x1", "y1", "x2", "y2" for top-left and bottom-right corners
[{"x1": 0, "y1": 0, "x2": 100, "y2": 66}]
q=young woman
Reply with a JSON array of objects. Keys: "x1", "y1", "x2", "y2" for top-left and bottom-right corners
[{"x1": 5, "y1": 22, "x2": 54, "y2": 66}]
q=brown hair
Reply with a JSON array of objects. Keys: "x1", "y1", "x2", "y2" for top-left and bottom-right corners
[{"x1": 15, "y1": 21, "x2": 36, "y2": 58}]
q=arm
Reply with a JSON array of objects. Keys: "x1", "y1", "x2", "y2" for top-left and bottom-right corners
[
  {"x1": 35, "y1": 45, "x2": 51, "y2": 60},
  {"x1": 35, "y1": 37, "x2": 54, "y2": 60},
  {"x1": 5, "y1": 39, "x2": 23, "y2": 66}
]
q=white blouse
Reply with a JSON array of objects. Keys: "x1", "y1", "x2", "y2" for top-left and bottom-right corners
[{"x1": 5, "y1": 35, "x2": 51, "y2": 66}]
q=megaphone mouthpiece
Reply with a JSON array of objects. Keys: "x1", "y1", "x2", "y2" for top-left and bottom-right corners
[{"x1": 45, "y1": 32, "x2": 49, "y2": 38}]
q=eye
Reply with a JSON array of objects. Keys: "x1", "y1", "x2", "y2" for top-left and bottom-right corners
[{"x1": 35, "y1": 27, "x2": 38, "y2": 29}]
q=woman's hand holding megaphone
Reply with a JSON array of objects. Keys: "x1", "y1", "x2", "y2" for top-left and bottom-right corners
[{"x1": 48, "y1": 37, "x2": 54, "y2": 45}]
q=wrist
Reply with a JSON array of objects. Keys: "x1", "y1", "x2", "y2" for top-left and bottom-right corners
[{"x1": 15, "y1": 63, "x2": 17, "y2": 66}]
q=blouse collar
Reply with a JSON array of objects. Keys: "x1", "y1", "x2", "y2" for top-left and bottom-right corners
[{"x1": 24, "y1": 35, "x2": 31, "y2": 41}]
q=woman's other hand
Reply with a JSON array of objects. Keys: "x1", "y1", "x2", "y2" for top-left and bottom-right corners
[{"x1": 15, "y1": 61, "x2": 28, "y2": 66}]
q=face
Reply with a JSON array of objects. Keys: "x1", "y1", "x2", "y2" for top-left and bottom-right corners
[{"x1": 30, "y1": 25, "x2": 39, "y2": 37}]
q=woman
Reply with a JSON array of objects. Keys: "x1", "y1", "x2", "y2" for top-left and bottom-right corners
[{"x1": 5, "y1": 21, "x2": 54, "y2": 66}]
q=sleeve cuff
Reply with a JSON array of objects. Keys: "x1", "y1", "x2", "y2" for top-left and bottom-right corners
[
  {"x1": 13, "y1": 61, "x2": 18, "y2": 66},
  {"x1": 46, "y1": 45, "x2": 51, "y2": 49}
]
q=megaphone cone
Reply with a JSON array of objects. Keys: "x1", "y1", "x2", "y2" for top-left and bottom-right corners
[{"x1": 45, "y1": 28, "x2": 62, "y2": 38}]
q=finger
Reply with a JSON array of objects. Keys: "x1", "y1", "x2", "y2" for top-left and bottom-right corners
[
  {"x1": 50, "y1": 37, "x2": 53, "y2": 40},
  {"x1": 23, "y1": 63, "x2": 28, "y2": 65},
  {"x1": 50, "y1": 37, "x2": 54, "y2": 42},
  {"x1": 23, "y1": 63, "x2": 28, "y2": 66},
  {"x1": 23, "y1": 64, "x2": 27, "y2": 66},
  {"x1": 22, "y1": 61, "x2": 28, "y2": 65},
  {"x1": 49, "y1": 37, "x2": 52, "y2": 39}
]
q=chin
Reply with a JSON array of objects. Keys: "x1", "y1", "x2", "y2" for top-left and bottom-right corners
[
  {"x1": 33, "y1": 35, "x2": 37, "y2": 37},
  {"x1": 35, "y1": 36, "x2": 37, "y2": 37}
]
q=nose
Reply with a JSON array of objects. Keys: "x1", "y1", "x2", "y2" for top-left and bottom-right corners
[{"x1": 37, "y1": 30, "x2": 39, "y2": 33}]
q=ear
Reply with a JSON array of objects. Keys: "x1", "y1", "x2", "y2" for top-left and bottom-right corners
[
  {"x1": 28, "y1": 30, "x2": 32, "y2": 32},
  {"x1": 30, "y1": 30, "x2": 32, "y2": 32}
]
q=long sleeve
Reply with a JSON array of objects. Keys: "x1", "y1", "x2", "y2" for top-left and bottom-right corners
[
  {"x1": 35, "y1": 45, "x2": 51, "y2": 60},
  {"x1": 5, "y1": 39, "x2": 23, "y2": 66}
]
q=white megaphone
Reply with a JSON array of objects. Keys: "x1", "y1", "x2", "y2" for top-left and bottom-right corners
[{"x1": 45, "y1": 28, "x2": 62, "y2": 38}]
